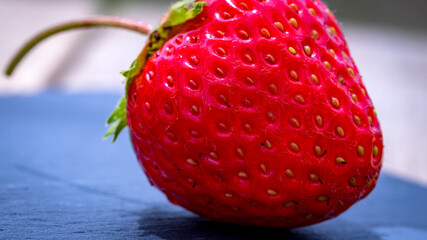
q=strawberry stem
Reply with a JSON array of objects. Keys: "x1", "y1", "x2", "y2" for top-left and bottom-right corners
[{"x1": 5, "y1": 16, "x2": 152, "y2": 76}]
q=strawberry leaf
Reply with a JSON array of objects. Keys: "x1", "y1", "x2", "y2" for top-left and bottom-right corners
[
  {"x1": 104, "y1": 96, "x2": 127, "y2": 142},
  {"x1": 147, "y1": 0, "x2": 206, "y2": 59},
  {"x1": 121, "y1": 59, "x2": 143, "y2": 94},
  {"x1": 105, "y1": 59, "x2": 143, "y2": 142},
  {"x1": 166, "y1": 0, "x2": 206, "y2": 27}
]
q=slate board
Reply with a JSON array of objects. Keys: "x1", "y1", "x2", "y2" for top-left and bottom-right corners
[{"x1": 1, "y1": 93, "x2": 427, "y2": 239}]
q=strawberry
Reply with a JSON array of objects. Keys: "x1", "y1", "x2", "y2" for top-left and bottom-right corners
[{"x1": 6, "y1": 0, "x2": 383, "y2": 228}]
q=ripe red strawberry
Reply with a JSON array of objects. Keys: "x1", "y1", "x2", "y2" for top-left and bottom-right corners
[{"x1": 6, "y1": 0, "x2": 383, "y2": 228}]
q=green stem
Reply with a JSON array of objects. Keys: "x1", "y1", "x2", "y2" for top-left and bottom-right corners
[{"x1": 5, "y1": 16, "x2": 152, "y2": 76}]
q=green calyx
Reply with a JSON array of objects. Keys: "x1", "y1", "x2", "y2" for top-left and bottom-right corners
[
  {"x1": 104, "y1": 0, "x2": 206, "y2": 142},
  {"x1": 147, "y1": 0, "x2": 206, "y2": 58},
  {"x1": 169, "y1": 0, "x2": 206, "y2": 26},
  {"x1": 104, "y1": 96, "x2": 127, "y2": 142}
]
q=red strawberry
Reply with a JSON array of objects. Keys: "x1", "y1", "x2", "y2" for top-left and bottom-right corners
[{"x1": 6, "y1": 0, "x2": 383, "y2": 228}]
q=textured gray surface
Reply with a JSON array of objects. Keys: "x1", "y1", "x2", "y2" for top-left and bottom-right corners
[{"x1": 1, "y1": 93, "x2": 427, "y2": 239}]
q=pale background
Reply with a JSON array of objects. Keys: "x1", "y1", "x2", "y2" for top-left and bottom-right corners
[{"x1": 1, "y1": 0, "x2": 427, "y2": 185}]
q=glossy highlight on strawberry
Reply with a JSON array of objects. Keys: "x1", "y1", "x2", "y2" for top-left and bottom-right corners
[{"x1": 126, "y1": 0, "x2": 383, "y2": 227}]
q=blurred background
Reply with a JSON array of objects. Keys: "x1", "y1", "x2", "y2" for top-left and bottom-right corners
[{"x1": 1, "y1": 0, "x2": 427, "y2": 185}]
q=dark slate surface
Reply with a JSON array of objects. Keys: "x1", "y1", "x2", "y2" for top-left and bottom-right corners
[{"x1": 1, "y1": 93, "x2": 427, "y2": 240}]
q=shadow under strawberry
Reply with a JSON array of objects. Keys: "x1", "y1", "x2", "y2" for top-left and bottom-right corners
[{"x1": 136, "y1": 207, "x2": 380, "y2": 240}]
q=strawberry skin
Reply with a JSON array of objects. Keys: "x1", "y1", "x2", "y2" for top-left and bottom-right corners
[{"x1": 126, "y1": 0, "x2": 383, "y2": 228}]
